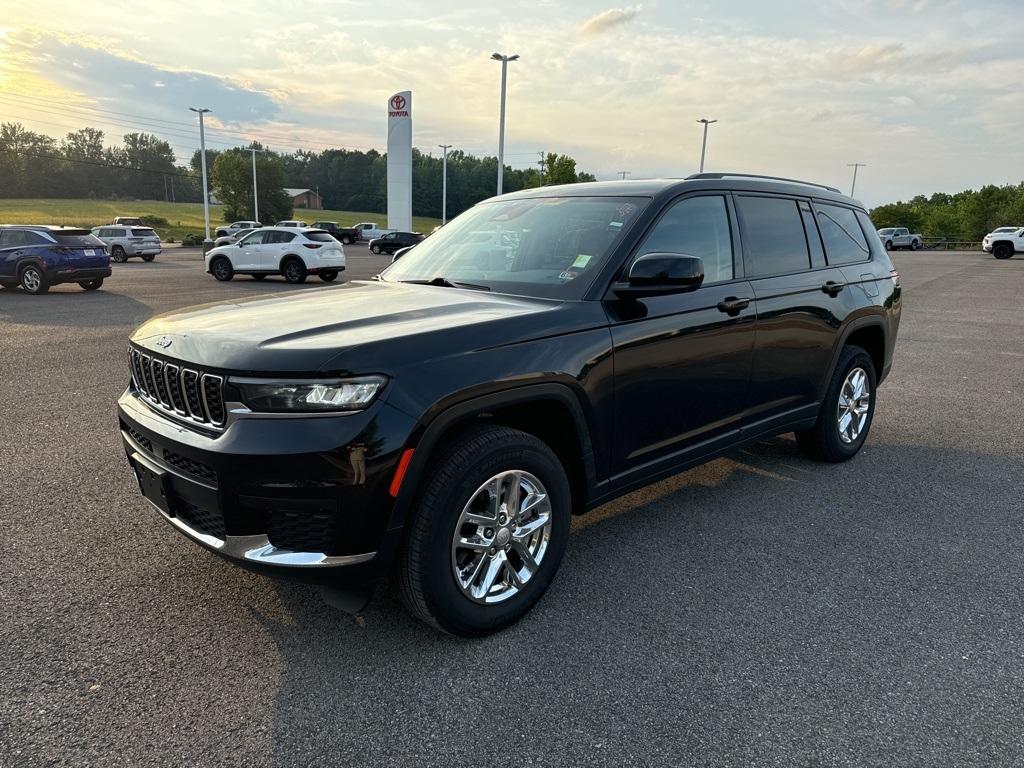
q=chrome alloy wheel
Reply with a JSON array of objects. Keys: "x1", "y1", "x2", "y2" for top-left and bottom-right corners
[
  {"x1": 837, "y1": 367, "x2": 871, "y2": 444},
  {"x1": 21, "y1": 267, "x2": 41, "y2": 292},
  {"x1": 451, "y1": 470, "x2": 553, "y2": 605}
]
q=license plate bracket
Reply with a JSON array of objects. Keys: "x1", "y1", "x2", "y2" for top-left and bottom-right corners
[{"x1": 132, "y1": 451, "x2": 172, "y2": 515}]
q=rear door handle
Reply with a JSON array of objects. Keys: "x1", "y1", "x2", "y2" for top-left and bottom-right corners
[
  {"x1": 821, "y1": 281, "x2": 846, "y2": 296},
  {"x1": 717, "y1": 296, "x2": 751, "y2": 315}
]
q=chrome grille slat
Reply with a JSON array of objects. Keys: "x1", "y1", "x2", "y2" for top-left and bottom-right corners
[{"x1": 128, "y1": 346, "x2": 225, "y2": 431}]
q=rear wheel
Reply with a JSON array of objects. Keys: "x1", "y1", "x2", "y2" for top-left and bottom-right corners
[
  {"x1": 78, "y1": 278, "x2": 103, "y2": 291},
  {"x1": 796, "y1": 345, "x2": 876, "y2": 462},
  {"x1": 318, "y1": 270, "x2": 338, "y2": 282},
  {"x1": 210, "y1": 257, "x2": 234, "y2": 281},
  {"x1": 19, "y1": 264, "x2": 49, "y2": 295},
  {"x1": 910, "y1": 239, "x2": 920, "y2": 251},
  {"x1": 141, "y1": 254, "x2": 155, "y2": 262},
  {"x1": 399, "y1": 425, "x2": 571, "y2": 636},
  {"x1": 993, "y1": 243, "x2": 1014, "y2": 260},
  {"x1": 282, "y1": 258, "x2": 307, "y2": 284},
  {"x1": 111, "y1": 246, "x2": 128, "y2": 263},
  {"x1": 341, "y1": 235, "x2": 352, "y2": 245}
]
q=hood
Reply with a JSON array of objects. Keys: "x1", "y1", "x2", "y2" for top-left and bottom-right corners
[{"x1": 130, "y1": 280, "x2": 572, "y2": 373}]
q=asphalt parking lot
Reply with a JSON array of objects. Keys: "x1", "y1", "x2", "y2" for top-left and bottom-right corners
[{"x1": 2, "y1": 247, "x2": 1023, "y2": 767}]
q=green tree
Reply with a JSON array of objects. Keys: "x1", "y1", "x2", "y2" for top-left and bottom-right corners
[{"x1": 211, "y1": 148, "x2": 292, "y2": 223}]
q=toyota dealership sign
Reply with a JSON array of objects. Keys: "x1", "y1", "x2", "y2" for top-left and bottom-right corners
[{"x1": 387, "y1": 90, "x2": 412, "y2": 231}]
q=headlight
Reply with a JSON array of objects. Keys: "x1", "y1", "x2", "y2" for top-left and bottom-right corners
[{"x1": 229, "y1": 375, "x2": 387, "y2": 413}]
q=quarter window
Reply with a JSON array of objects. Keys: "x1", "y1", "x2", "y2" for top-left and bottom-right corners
[
  {"x1": 816, "y1": 203, "x2": 870, "y2": 265},
  {"x1": 634, "y1": 195, "x2": 734, "y2": 283},
  {"x1": 736, "y1": 196, "x2": 811, "y2": 277}
]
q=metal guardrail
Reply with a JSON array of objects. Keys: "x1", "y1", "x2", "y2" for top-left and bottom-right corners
[{"x1": 920, "y1": 237, "x2": 982, "y2": 251}]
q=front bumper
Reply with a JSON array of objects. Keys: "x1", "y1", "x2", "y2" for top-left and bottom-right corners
[{"x1": 118, "y1": 388, "x2": 415, "y2": 584}]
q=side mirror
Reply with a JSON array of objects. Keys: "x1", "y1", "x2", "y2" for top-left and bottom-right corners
[{"x1": 613, "y1": 253, "x2": 704, "y2": 299}]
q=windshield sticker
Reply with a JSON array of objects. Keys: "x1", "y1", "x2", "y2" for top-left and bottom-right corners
[
  {"x1": 572, "y1": 254, "x2": 593, "y2": 269},
  {"x1": 558, "y1": 270, "x2": 580, "y2": 281}
]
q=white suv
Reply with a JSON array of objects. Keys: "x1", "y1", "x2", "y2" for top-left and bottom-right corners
[
  {"x1": 214, "y1": 220, "x2": 261, "y2": 239},
  {"x1": 91, "y1": 225, "x2": 162, "y2": 262},
  {"x1": 982, "y1": 226, "x2": 1023, "y2": 259},
  {"x1": 204, "y1": 227, "x2": 346, "y2": 283}
]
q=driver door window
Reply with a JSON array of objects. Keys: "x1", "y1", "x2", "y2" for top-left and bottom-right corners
[
  {"x1": 633, "y1": 195, "x2": 734, "y2": 284},
  {"x1": 238, "y1": 230, "x2": 268, "y2": 269}
]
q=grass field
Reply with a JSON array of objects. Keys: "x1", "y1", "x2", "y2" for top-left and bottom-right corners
[{"x1": 0, "y1": 199, "x2": 441, "y2": 241}]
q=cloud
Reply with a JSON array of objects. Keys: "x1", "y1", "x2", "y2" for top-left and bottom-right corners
[{"x1": 580, "y1": 6, "x2": 641, "y2": 37}]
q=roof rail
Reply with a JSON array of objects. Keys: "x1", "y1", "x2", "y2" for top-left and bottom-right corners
[{"x1": 685, "y1": 172, "x2": 841, "y2": 194}]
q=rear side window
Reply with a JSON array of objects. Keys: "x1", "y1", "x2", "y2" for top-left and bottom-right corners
[
  {"x1": 131, "y1": 228, "x2": 156, "y2": 237},
  {"x1": 267, "y1": 231, "x2": 297, "y2": 244},
  {"x1": 304, "y1": 231, "x2": 335, "y2": 242},
  {"x1": 633, "y1": 195, "x2": 734, "y2": 284},
  {"x1": 815, "y1": 204, "x2": 870, "y2": 265},
  {"x1": 52, "y1": 231, "x2": 104, "y2": 246},
  {"x1": 736, "y1": 196, "x2": 810, "y2": 277}
]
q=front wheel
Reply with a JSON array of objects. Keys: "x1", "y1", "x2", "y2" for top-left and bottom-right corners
[
  {"x1": 993, "y1": 244, "x2": 1014, "y2": 260},
  {"x1": 884, "y1": 240, "x2": 892, "y2": 251},
  {"x1": 79, "y1": 278, "x2": 103, "y2": 291},
  {"x1": 399, "y1": 425, "x2": 571, "y2": 637},
  {"x1": 319, "y1": 270, "x2": 338, "y2": 282},
  {"x1": 210, "y1": 257, "x2": 234, "y2": 281},
  {"x1": 371, "y1": 244, "x2": 382, "y2": 254},
  {"x1": 796, "y1": 345, "x2": 877, "y2": 462}
]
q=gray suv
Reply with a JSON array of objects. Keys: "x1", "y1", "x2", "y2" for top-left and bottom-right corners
[{"x1": 91, "y1": 226, "x2": 162, "y2": 263}]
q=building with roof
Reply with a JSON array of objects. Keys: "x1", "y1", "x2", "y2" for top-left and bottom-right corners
[{"x1": 285, "y1": 188, "x2": 323, "y2": 210}]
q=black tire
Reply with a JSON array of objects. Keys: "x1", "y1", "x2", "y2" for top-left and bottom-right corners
[
  {"x1": 910, "y1": 239, "x2": 920, "y2": 251},
  {"x1": 111, "y1": 246, "x2": 128, "y2": 263},
  {"x1": 371, "y1": 244, "x2": 382, "y2": 255},
  {"x1": 252, "y1": 274, "x2": 267, "y2": 280},
  {"x1": 281, "y1": 257, "x2": 307, "y2": 284},
  {"x1": 993, "y1": 243, "x2": 1014, "y2": 260},
  {"x1": 399, "y1": 425, "x2": 571, "y2": 637},
  {"x1": 341, "y1": 235, "x2": 352, "y2": 245},
  {"x1": 141, "y1": 254, "x2": 155, "y2": 262},
  {"x1": 796, "y1": 345, "x2": 877, "y2": 463},
  {"x1": 884, "y1": 240, "x2": 892, "y2": 251},
  {"x1": 318, "y1": 270, "x2": 338, "y2": 282},
  {"x1": 210, "y1": 257, "x2": 234, "y2": 281},
  {"x1": 19, "y1": 264, "x2": 49, "y2": 294},
  {"x1": 78, "y1": 278, "x2": 103, "y2": 291}
]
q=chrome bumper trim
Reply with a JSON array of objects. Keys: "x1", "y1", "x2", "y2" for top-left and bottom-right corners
[{"x1": 145, "y1": 500, "x2": 376, "y2": 568}]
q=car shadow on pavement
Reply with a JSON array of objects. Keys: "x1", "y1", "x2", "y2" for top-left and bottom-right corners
[
  {"x1": 0, "y1": 286, "x2": 154, "y2": 328},
  {"x1": 236, "y1": 437, "x2": 1024, "y2": 766}
]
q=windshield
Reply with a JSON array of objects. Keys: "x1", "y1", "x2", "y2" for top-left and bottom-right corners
[
  {"x1": 53, "y1": 231, "x2": 105, "y2": 246},
  {"x1": 381, "y1": 196, "x2": 646, "y2": 299}
]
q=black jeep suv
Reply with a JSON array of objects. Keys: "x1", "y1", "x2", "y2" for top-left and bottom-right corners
[{"x1": 118, "y1": 173, "x2": 901, "y2": 636}]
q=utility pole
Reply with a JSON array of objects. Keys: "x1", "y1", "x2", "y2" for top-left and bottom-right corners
[
  {"x1": 438, "y1": 144, "x2": 451, "y2": 224},
  {"x1": 492, "y1": 52, "x2": 519, "y2": 196},
  {"x1": 190, "y1": 107, "x2": 212, "y2": 245},
  {"x1": 697, "y1": 118, "x2": 718, "y2": 173},
  {"x1": 848, "y1": 163, "x2": 867, "y2": 197},
  {"x1": 251, "y1": 148, "x2": 259, "y2": 223},
  {"x1": 618, "y1": 171, "x2": 631, "y2": 180}
]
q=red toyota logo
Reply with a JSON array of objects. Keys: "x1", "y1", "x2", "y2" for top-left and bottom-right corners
[{"x1": 390, "y1": 94, "x2": 406, "y2": 111}]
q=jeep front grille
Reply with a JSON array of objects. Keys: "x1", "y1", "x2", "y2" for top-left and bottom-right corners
[{"x1": 129, "y1": 346, "x2": 226, "y2": 429}]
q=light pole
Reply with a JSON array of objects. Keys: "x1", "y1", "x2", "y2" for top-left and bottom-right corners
[
  {"x1": 251, "y1": 148, "x2": 259, "y2": 223},
  {"x1": 492, "y1": 52, "x2": 519, "y2": 196},
  {"x1": 697, "y1": 118, "x2": 717, "y2": 173},
  {"x1": 438, "y1": 144, "x2": 451, "y2": 224},
  {"x1": 848, "y1": 163, "x2": 867, "y2": 197},
  {"x1": 190, "y1": 107, "x2": 212, "y2": 244}
]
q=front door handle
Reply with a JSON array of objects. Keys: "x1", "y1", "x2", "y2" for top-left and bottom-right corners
[
  {"x1": 821, "y1": 280, "x2": 846, "y2": 296},
  {"x1": 717, "y1": 296, "x2": 751, "y2": 315}
]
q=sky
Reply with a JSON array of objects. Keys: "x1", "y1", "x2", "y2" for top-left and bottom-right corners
[{"x1": 1, "y1": 0, "x2": 1022, "y2": 206}]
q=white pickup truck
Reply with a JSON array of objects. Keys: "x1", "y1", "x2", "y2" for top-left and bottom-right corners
[
  {"x1": 982, "y1": 226, "x2": 1024, "y2": 260},
  {"x1": 351, "y1": 222, "x2": 394, "y2": 241},
  {"x1": 876, "y1": 227, "x2": 923, "y2": 251}
]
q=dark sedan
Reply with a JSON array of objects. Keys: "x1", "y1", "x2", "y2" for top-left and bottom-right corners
[{"x1": 368, "y1": 231, "x2": 424, "y2": 255}]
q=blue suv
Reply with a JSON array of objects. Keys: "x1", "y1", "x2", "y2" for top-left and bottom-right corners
[{"x1": 0, "y1": 226, "x2": 111, "y2": 294}]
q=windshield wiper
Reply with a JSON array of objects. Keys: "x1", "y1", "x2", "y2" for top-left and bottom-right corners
[{"x1": 399, "y1": 277, "x2": 491, "y2": 291}]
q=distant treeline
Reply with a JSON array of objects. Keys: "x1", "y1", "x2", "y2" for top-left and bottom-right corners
[
  {"x1": 0, "y1": 122, "x2": 595, "y2": 220},
  {"x1": 870, "y1": 183, "x2": 1024, "y2": 242}
]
